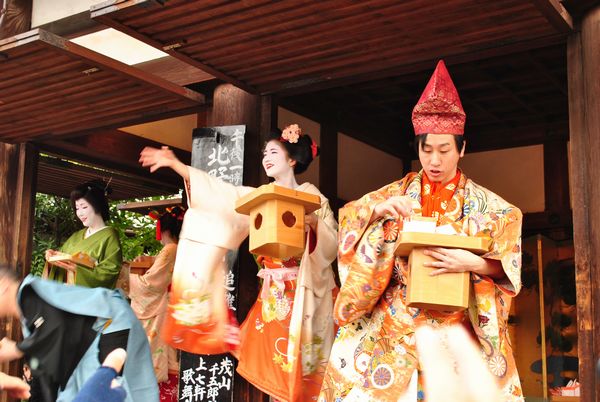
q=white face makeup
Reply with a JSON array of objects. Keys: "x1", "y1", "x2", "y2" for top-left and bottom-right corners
[
  {"x1": 74, "y1": 198, "x2": 99, "y2": 228},
  {"x1": 262, "y1": 140, "x2": 295, "y2": 179}
]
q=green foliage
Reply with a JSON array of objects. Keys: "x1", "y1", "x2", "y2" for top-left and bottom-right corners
[
  {"x1": 109, "y1": 204, "x2": 162, "y2": 261},
  {"x1": 32, "y1": 194, "x2": 163, "y2": 275},
  {"x1": 31, "y1": 194, "x2": 80, "y2": 275}
]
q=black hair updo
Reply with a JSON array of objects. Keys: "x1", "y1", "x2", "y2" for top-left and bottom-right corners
[
  {"x1": 69, "y1": 179, "x2": 112, "y2": 222},
  {"x1": 159, "y1": 206, "x2": 184, "y2": 239},
  {"x1": 266, "y1": 125, "x2": 320, "y2": 175}
]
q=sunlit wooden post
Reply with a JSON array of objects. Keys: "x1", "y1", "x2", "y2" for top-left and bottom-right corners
[
  {"x1": 567, "y1": 4, "x2": 600, "y2": 401},
  {"x1": 0, "y1": 142, "x2": 37, "y2": 402}
]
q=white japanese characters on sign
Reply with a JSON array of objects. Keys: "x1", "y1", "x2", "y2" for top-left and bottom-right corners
[
  {"x1": 179, "y1": 357, "x2": 235, "y2": 402},
  {"x1": 205, "y1": 128, "x2": 244, "y2": 186}
]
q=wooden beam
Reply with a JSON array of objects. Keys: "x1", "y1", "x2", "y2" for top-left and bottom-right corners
[
  {"x1": 0, "y1": 28, "x2": 205, "y2": 143},
  {"x1": 91, "y1": 1, "x2": 256, "y2": 94},
  {"x1": 35, "y1": 10, "x2": 103, "y2": 39},
  {"x1": 530, "y1": 0, "x2": 574, "y2": 33},
  {"x1": 37, "y1": 130, "x2": 189, "y2": 192},
  {"x1": 133, "y1": 56, "x2": 215, "y2": 86},
  {"x1": 567, "y1": 5, "x2": 600, "y2": 401},
  {"x1": 33, "y1": 29, "x2": 204, "y2": 104},
  {"x1": 42, "y1": 105, "x2": 205, "y2": 144},
  {"x1": 262, "y1": 35, "x2": 566, "y2": 95},
  {"x1": 117, "y1": 198, "x2": 183, "y2": 214}
]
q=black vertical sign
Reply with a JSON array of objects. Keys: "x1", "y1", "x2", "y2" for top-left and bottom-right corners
[{"x1": 178, "y1": 125, "x2": 245, "y2": 402}]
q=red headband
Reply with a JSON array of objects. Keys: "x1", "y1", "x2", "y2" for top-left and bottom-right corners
[{"x1": 148, "y1": 210, "x2": 161, "y2": 240}]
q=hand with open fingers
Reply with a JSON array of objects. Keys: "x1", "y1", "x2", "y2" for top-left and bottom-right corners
[
  {"x1": 139, "y1": 146, "x2": 178, "y2": 173},
  {"x1": 423, "y1": 247, "x2": 485, "y2": 276},
  {"x1": 0, "y1": 372, "x2": 30, "y2": 399},
  {"x1": 372, "y1": 196, "x2": 414, "y2": 222},
  {"x1": 416, "y1": 325, "x2": 502, "y2": 402}
]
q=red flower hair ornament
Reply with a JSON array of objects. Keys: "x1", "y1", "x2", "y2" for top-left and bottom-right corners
[{"x1": 280, "y1": 123, "x2": 318, "y2": 159}]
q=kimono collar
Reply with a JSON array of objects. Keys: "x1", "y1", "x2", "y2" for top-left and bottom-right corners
[
  {"x1": 421, "y1": 169, "x2": 461, "y2": 223},
  {"x1": 404, "y1": 170, "x2": 467, "y2": 227}
]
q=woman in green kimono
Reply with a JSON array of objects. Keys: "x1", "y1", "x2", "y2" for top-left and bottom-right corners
[{"x1": 45, "y1": 180, "x2": 123, "y2": 289}]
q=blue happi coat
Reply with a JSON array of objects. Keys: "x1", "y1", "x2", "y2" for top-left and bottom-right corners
[{"x1": 18, "y1": 275, "x2": 158, "y2": 402}]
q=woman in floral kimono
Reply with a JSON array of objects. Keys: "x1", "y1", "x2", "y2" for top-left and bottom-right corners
[
  {"x1": 129, "y1": 207, "x2": 184, "y2": 402},
  {"x1": 139, "y1": 125, "x2": 338, "y2": 402},
  {"x1": 45, "y1": 180, "x2": 123, "y2": 289},
  {"x1": 319, "y1": 61, "x2": 524, "y2": 402}
]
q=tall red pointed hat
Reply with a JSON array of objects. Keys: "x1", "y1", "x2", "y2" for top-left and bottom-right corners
[{"x1": 411, "y1": 60, "x2": 466, "y2": 135}]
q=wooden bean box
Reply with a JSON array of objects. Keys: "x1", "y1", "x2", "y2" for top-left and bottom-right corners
[
  {"x1": 235, "y1": 183, "x2": 321, "y2": 259},
  {"x1": 395, "y1": 232, "x2": 491, "y2": 311}
]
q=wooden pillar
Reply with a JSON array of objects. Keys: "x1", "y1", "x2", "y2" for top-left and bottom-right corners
[
  {"x1": 0, "y1": 142, "x2": 38, "y2": 397},
  {"x1": 212, "y1": 83, "x2": 273, "y2": 402},
  {"x1": 319, "y1": 120, "x2": 339, "y2": 210},
  {"x1": 196, "y1": 106, "x2": 212, "y2": 128},
  {"x1": 543, "y1": 139, "x2": 570, "y2": 213},
  {"x1": 567, "y1": 5, "x2": 600, "y2": 401},
  {"x1": 212, "y1": 84, "x2": 272, "y2": 188}
]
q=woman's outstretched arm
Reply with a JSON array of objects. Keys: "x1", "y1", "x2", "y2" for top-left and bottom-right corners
[{"x1": 139, "y1": 146, "x2": 189, "y2": 182}]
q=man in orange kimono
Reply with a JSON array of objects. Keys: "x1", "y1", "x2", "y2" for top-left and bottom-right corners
[{"x1": 319, "y1": 60, "x2": 524, "y2": 401}]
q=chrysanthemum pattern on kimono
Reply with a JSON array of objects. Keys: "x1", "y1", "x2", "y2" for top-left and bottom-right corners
[{"x1": 319, "y1": 171, "x2": 524, "y2": 402}]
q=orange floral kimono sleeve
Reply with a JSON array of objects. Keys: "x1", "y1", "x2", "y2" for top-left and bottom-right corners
[{"x1": 334, "y1": 174, "x2": 418, "y2": 326}]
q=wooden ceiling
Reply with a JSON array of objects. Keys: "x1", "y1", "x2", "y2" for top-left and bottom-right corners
[
  {"x1": 92, "y1": 0, "x2": 571, "y2": 95},
  {"x1": 1, "y1": 1, "x2": 576, "y2": 198},
  {"x1": 37, "y1": 154, "x2": 180, "y2": 200},
  {"x1": 0, "y1": 28, "x2": 205, "y2": 142},
  {"x1": 88, "y1": 0, "x2": 573, "y2": 159},
  {"x1": 282, "y1": 42, "x2": 569, "y2": 157},
  {"x1": 36, "y1": 129, "x2": 191, "y2": 200}
]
